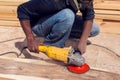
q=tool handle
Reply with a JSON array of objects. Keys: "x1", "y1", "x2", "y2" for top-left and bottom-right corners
[{"x1": 38, "y1": 45, "x2": 48, "y2": 52}]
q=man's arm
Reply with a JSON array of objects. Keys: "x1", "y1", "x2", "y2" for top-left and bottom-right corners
[
  {"x1": 78, "y1": 0, "x2": 94, "y2": 54},
  {"x1": 17, "y1": 3, "x2": 39, "y2": 53},
  {"x1": 78, "y1": 20, "x2": 92, "y2": 54},
  {"x1": 20, "y1": 20, "x2": 39, "y2": 53}
]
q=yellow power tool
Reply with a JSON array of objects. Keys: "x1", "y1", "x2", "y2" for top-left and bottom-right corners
[{"x1": 38, "y1": 45, "x2": 85, "y2": 66}]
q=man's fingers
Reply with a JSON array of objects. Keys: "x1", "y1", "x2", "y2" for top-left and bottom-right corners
[
  {"x1": 39, "y1": 43, "x2": 45, "y2": 46},
  {"x1": 81, "y1": 51, "x2": 86, "y2": 55},
  {"x1": 27, "y1": 44, "x2": 39, "y2": 53},
  {"x1": 28, "y1": 47, "x2": 36, "y2": 53},
  {"x1": 29, "y1": 47, "x2": 34, "y2": 52},
  {"x1": 35, "y1": 48, "x2": 39, "y2": 53}
]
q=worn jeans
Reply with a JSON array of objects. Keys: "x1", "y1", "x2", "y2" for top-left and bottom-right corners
[{"x1": 32, "y1": 8, "x2": 100, "y2": 47}]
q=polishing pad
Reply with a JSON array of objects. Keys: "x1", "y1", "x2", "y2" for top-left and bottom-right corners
[{"x1": 67, "y1": 63, "x2": 90, "y2": 74}]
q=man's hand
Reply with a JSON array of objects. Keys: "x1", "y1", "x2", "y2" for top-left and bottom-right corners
[
  {"x1": 78, "y1": 20, "x2": 93, "y2": 54},
  {"x1": 27, "y1": 38, "x2": 39, "y2": 53},
  {"x1": 78, "y1": 40, "x2": 87, "y2": 54},
  {"x1": 19, "y1": 20, "x2": 39, "y2": 53}
]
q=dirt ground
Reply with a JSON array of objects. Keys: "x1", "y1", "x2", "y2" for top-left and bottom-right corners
[{"x1": 0, "y1": 26, "x2": 120, "y2": 80}]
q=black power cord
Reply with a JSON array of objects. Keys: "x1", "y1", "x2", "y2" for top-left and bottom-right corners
[
  {"x1": 0, "y1": 52, "x2": 20, "y2": 57},
  {"x1": 18, "y1": 47, "x2": 28, "y2": 57},
  {"x1": 0, "y1": 37, "x2": 25, "y2": 57},
  {"x1": 91, "y1": 44, "x2": 120, "y2": 58}
]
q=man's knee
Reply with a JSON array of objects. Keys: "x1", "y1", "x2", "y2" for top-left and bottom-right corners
[
  {"x1": 59, "y1": 9, "x2": 75, "y2": 24},
  {"x1": 89, "y1": 23, "x2": 100, "y2": 37},
  {"x1": 54, "y1": 9, "x2": 75, "y2": 35}
]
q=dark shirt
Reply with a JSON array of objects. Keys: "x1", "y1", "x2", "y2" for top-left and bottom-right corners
[{"x1": 17, "y1": 0, "x2": 94, "y2": 27}]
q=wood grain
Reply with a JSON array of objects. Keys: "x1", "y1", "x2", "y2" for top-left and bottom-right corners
[{"x1": 0, "y1": 57, "x2": 120, "y2": 80}]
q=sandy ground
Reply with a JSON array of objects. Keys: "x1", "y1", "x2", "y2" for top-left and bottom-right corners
[{"x1": 0, "y1": 26, "x2": 120, "y2": 80}]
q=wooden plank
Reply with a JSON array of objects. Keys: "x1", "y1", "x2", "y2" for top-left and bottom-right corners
[
  {"x1": 94, "y1": 0, "x2": 120, "y2": 4},
  {"x1": 100, "y1": 25, "x2": 120, "y2": 34},
  {"x1": 94, "y1": 3, "x2": 120, "y2": 10},
  {"x1": 94, "y1": 19, "x2": 120, "y2": 34},
  {"x1": 0, "y1": 57, "x2": 120, "y2": 80},
  {"x1": 0, "y1": 0, "x2": 28, "y2": 2},
  {"x1": 0, "y1": 74, "x2": 49, "y2": 80},
  {"x1": 95, "y1": 10, "x2": 120, "y2": 15},
  {"x1": 0, "y1": 20, "x2": 20, "y2": 27},
  {"x1": 104, "y1": 1, "x2": 120, "y2": 4},
  {"x1": 0, "y1": 77, "x2": 14, "y2": 80},
  {"x1": 0, "y1": 0, "x2": 28, "y2": 6},
  {"x1": 0, "y1": 14, "x2": 18, "y2": 21},
  {"x1": 0, "y1": 6, "x2": 17, "y2": 14},
  {"x1": 95, "y1": 14, "x2": 120, "y2": 21},
  {"x1": 0, "y1": 1, "x2": 22, "y2": 6}
]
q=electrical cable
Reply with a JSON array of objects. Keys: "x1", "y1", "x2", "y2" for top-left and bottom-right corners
[
  {"x1": 0, "y1": 37, "x2": 25, "y2": 57},
  {"x1": 0, "y1": 47, "x2": 27, "y2": 58},
  {"x1": 91, "y1": 43, "x2": 120, "y2": 58},
  {"x1": 18, "y1": 47, "x2": 28, "y2": 57},
  {"x1": 0, "y1": 52, "x2": 19, "y2": 57}
]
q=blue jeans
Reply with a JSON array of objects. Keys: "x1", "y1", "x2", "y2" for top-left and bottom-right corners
[
  {"x1": 32, "y1": 8, "x2": 100, "y2": 47},
  {"x1": 70, "y1": 15, "x2": 100, "y2": 38}
]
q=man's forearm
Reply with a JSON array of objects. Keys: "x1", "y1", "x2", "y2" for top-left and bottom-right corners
[
  {"x1": 19, "y1": 20, "x2": 39, "y2": 53},
  {"x1": 79, "y1": 20, "x2": 92, "y2": 42},
  {"x1": 20, "y1": 20, "x2": 34, "y2": 40}
]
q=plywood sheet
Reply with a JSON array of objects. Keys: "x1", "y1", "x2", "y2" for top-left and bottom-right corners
[
  {"x1": 0, "y1": 26, "x2": 120, "y2": 80},
  {"x1": 0, "y1": 57, "x2": 120, "y2": 80}
]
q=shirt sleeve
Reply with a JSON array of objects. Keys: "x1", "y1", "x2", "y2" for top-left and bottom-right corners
[
  {"x1": 17, "y1": 3, "x2": 30, "y2": 20},
  {"x1": 79, "y1": 0, "x2": 95, "y2": 21}
]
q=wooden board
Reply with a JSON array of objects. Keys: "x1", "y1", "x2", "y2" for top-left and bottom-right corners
[
  {"x1": 0, "y1": 26, "x2": 120, "y2": 79},
  {"x1": 0, "y1": 1, "x2": 24, "y2": 6},
  {"x1": 0, "y1": 57, "x2": 120, "y2": 80},
  {"x1": 0, "y1": 6, "x2": 17, "y2": 14},
  {"x1": 0, "y1": 20, "x2": 20, "y2": 27},
  {"x1": 0, "y1": 77, "x2": 14, "y2": 80},
  {"x1": 0, "y1": 74, "x2": 49, "y2": 80},
  {"x1": 0, "y1": 14, "x2": 17, "y2": 21},
  {"x1": 0, "y1": 0, "x2": 28, "y2": 2},
  {"x1": 95, "y1": 14, "x2": 120, "y2": 21},
  {"x1": 95, "y1": 10, "x2": 120, "y2": 15},
  {"x1": 94, "y1": 3, "x2": 120, "y2": 10},
  {"x1": 94, "y1": 19, "x2": 120, "y2": 34}
]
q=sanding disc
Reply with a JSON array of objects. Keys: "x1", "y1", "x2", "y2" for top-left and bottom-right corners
[{"x1": 67, "y1": 63, "x2": 90, "y2": 74}]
